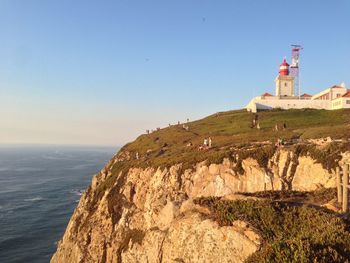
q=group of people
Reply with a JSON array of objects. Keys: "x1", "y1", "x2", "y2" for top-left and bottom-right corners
[
  {"x1": 274, "y1": 123, "x2": 287, "y2": 131},
  {"x1": 146, "y1": 127, "x2": 162, "y2": 134},
  {"x1": 182, "y1": 124, "x2": 189, "y2": 131},
  {"x1": 251, "y1": 113, "x2": 288, "y2": 132},
  {"x1": 146, "y1": 118, "x2": 191, "y2": 135},
  {"x1": 198, "y1": 137, "x2": 212, "y2": 151},
  {"x1": 251, "y1": 113, "x2": 261, "y2": 129}
]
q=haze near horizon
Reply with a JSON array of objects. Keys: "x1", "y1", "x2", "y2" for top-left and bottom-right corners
[{"x1": 1, "y1": 0, "x2": 349, "y2": 145}]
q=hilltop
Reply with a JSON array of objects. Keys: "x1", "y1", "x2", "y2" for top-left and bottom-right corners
[
  {"x1": 118, "y1": 108, "x2": 350, "y2": 169},
  {"x1": 51, "y1": 108, "x2": 350, "y2": 263}
]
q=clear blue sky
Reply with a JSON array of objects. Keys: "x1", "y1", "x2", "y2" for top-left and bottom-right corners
[{"x1": 1, "y1": 0, "x2": 349, "y2": 146}]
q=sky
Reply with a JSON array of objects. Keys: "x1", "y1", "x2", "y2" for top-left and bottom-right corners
[{"x1": 0, "y1": 0, "x2": 349, "y2": 146}]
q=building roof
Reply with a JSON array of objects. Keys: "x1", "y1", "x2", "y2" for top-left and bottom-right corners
[
  {"x1": 330, "y1": 85, "x2": 346, "y2": 90},
  {"x1": 261, "y1": 92, "x2": 273, "y2": 97},
  {"x1": 280, "y1": 58, "x2": 289, "y2": 67},
  {"x1": 311, "y1": 85, "x2": 347, "y2": 100},
  {"x1": 342, "y1": 91, "x2": 350, "y2": 97},
  {"x1": 301, "y1": 93, "x2": 312, "y2": 97}
]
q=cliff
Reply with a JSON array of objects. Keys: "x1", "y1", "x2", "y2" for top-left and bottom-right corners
[{"x1": 51, "y1": 109, "x2": 350, "y2": 262}]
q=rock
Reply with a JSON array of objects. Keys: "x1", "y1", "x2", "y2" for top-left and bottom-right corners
[
  {"x1": 159, "y1": 213, "x2": 259, "y2": 263},
  {"x1": 51, "y1": 146, "x2": 348, "y2": 263},
  {"x1": 209, "y1": 164, "x2": 220, "y2": 175},
  {"x1": 179, "y1": 199, "x2": 210, "y2": 215},
  {"x1": 292, "y1": 156, "x2": 335, "y2": 191},
  {"x1": 156, "y1": 201, "x2": 177, "y2": 230}
]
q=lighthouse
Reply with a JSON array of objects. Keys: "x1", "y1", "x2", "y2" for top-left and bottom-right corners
[
  {"x1": 275, "y1": 58, "x2": 295, "y2": 97},
  {"x1": 279, "y1": 58, "x2": 289, "y2": 76},
  {"x1": 246, "y1": 46, "x2": 350, "y2": 112}
]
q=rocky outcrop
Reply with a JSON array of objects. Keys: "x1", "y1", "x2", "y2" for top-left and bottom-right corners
[
  {"x1": 51, "y1": 148, "x2": 346, "y2": 263},
  {"x1": 121, "y1": 212, "x2": 260, "y2": 263}
]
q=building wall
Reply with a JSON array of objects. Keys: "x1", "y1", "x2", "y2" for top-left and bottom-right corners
[
  {"x1": 332, "y1": 97, "x2": 350, "y2": 109},
  {"x1": 346, "y1": 99, "x2": 350, "y2": 108},
  {"x1": 275, "y1": 75, "x2": 294, "y2": 97},
  {"x1": 312, "y1": 87, "x2": 347, "y2": 100},
  {"x1": 246, "y1": 83, "x2": 349, "y2": 113},
  {"x1": 332, "y1": 98, "x2": 343, "y2": 109},
  {"x1": 246, "y1": 97, "x2": 331, "y2": 112}
]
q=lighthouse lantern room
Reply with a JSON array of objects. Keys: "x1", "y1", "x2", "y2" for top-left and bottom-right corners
[{"x1": 275, "y1": 58, "x2": 295, "y2": 97}]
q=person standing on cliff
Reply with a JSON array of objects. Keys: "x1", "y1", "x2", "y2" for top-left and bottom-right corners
[
  {"x1": 204, "y1": 138, "x2": 208, "y2": 147},
  {"x1": 208, "y1": 137, "x2": 212, "y2": 148}
]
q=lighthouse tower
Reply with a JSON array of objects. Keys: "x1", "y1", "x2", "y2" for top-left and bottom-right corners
[{"x1": 275, "y1": 58, "x2": 295, "y2": 97}]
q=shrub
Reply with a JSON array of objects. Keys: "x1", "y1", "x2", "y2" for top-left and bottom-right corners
[
  {"x1": 293, "y1": 143, "x2": 343, "y2": 172},
  {"x1": 233, "y1": 145, "x2": 276, "y2": 175},
  {"x1": 194, "y1": 198, "x2": 350, "y2": 263}
]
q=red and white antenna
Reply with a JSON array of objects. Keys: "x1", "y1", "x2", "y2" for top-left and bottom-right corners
[{"x1": 290, "y1": 44, "x2": 303, "y2": 98}]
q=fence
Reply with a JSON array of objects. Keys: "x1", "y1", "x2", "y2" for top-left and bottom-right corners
[{"x1": 336, "y1": 164, "x2": 350, "y2": 213}]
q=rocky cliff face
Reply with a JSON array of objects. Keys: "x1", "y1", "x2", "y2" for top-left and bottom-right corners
[{"x1": 51, "y1": 148, "x2": 348, "y2": 263}]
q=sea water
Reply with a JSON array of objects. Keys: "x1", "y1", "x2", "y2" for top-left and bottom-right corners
[{"x1": 0, "y1": 145, "x2": 117, "y2": 263}]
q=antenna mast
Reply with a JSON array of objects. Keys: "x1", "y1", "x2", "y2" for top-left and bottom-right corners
[{"x1": 290, "y1": 44, "x2": 303, "y2": 98}]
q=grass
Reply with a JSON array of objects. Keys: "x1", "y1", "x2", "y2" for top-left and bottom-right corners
[
  {"x1": 238, "y1": 188, "x2": 337, "y2": 205},
  {"x1": 88, "y1": 109, "x2": 350, "y2": 261},
  {"x1": 92, "y1": 108, "x2": 350, "y2": 204},
  {"x1": 122, "y1": 108, "x2": 350, "y2": 170},
  {"x1": 293, "y1": 143, "x2": 345, "y2": 171},
  {"x1": 194, "y1": 196, "x2": 350, "y2": 263}
]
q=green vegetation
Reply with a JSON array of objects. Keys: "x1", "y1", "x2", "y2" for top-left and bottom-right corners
[
  {"x1": 92, "y1": 108, "x2": 350, "y2": 205},
  {"x1": 233, "y1": 145, "x2": 276, "y2": 174},
  {"x1": 123, "y1": 108, "x2": 350, "y2": 170},
  {"x1": 90, "y1": 109, "x2": 350, "y2": 260},
  {"x1": 194, "y1": 196, "x2": 350, "y2": 263},
  {"x1": 293, "y1": 143, "x2": 345, "y2": 171},
  {"x1": 239, "y1": 188, "x2": 337, "y2": 205}
]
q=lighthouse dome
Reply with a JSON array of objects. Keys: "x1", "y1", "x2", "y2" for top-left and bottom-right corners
[{"x1": 279, "y1": 58, "x2": 290, "y2": 76}]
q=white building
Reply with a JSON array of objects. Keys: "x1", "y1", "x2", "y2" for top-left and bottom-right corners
[{"x1": 246, "y1": 59, "x2": 350, "y2": 112}]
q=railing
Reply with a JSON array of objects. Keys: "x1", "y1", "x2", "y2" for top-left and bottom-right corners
[{"x1": 336, "y1": 164, "x2": 350, "y2": 213}]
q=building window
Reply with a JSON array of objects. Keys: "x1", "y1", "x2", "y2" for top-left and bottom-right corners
[
  {"x1": 347, "y1": 100, "x2": 350, "y2": 104},
  {"x1": 284, "y1": 83, "x2": 288, "y2": 87},
  {"x1": 333, "y1": 101, "x2": 342, "y2": 107},
  {"x1": 336, "y1": 94, "x2": 341, "y2": 98}
]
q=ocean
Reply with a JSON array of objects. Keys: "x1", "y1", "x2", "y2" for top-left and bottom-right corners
[{"x1": 0, "y1": 145, "x2": 117, "y2": 263}]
